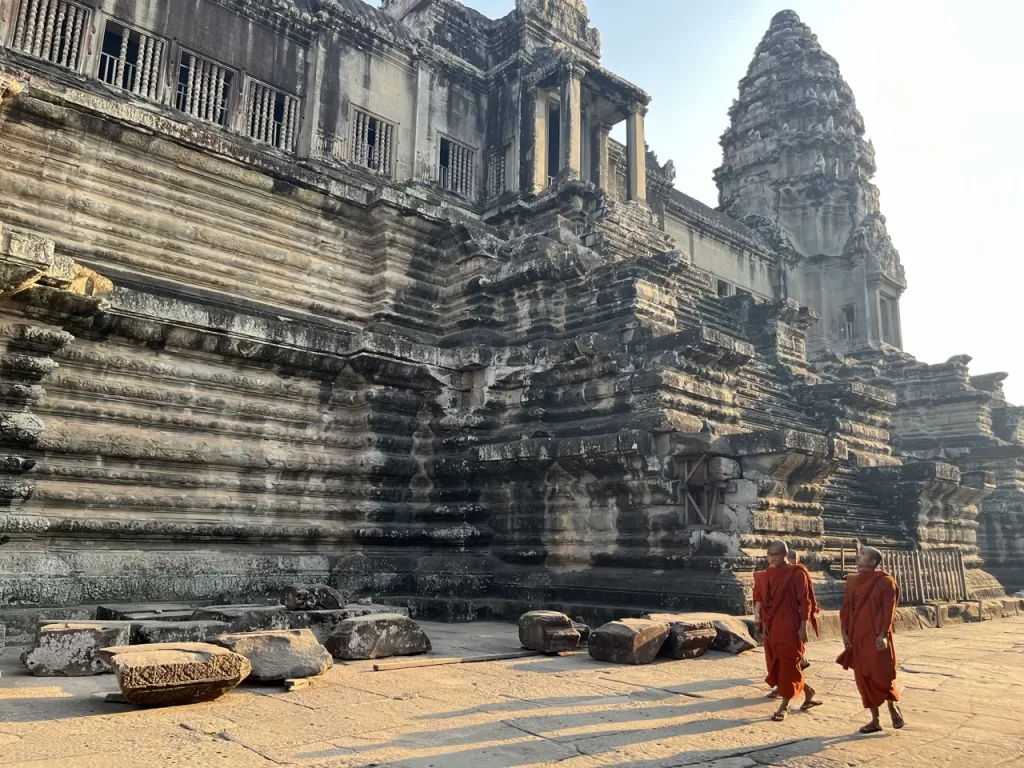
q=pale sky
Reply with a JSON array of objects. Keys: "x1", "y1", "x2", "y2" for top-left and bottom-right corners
[{"x1": 373, "y1": 0, "x2": 1024, "y2": 403}]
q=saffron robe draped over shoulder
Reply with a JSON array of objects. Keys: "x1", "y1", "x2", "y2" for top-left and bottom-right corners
[
  {"x1": 840, "y1": 569, "x2": 900, "y2": 709},
  {"x1": 761, "y1": 564, "x2": 814, "y2": 698}
]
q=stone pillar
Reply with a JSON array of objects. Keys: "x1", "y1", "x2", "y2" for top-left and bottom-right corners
[
  {"x1": 532, "y1": 88, "x2": 549, "y2": 193},
  {"x1": 559, "y1": 64, "x2": 583, "y2": 180},
  {"x1": 594, "y1": 122, "x2": 610, "y2": 191},
  {"x1": 626, "y1": 104, "x2": 646, "y2": 202}
]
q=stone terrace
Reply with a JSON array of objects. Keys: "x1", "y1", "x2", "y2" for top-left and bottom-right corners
[{"x1": 1, "y1": 617, "x2": 1022, "y2": 767}]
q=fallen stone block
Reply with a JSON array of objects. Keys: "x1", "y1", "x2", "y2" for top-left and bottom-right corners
[
  {"x1": 325, "y1": 614, "x2": 431, "y2": 660},
  {"x1": 99, "y1": 642, "x2": 251, "y2": 707},
  {"x1": 133, "y1": 621, "x2": 230, "y2": 645},
  {"x1": 287, "y1": 604, "x2": 407, "y2": 642},
  {"x1": 191, "y1": 605, "x2": 288, "y2": 632},
  {"x1": 518, "y1": 611, "x2": 581, "y2": 654},
  {"x1": 588, "y1": 619, "x2": 670, "y2": 665},
  {"x1": 22, "y1": 623, "x2": 131, "y2": 676},
  {"x1": 95, "y1": 603, "x2": 194, "y2": 621},
  {"x1": 214, "y1": 629, "x2": 332, "y2": 681},
  {"x1": 648, "y1": 615, "x2": 717, "y2": 660},
  {"x1": 980, "y1": 598, "x2": 1019, "y2": 621},
  {"x1": 283, "y1": 583, "x2": 350, "y2": 611},
  {"x1": 647, "y1": 612, "x2": 756, "y2": 654}
]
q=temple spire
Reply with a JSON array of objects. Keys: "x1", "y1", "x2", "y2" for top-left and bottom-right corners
[{"x1": 715, "y1": 11, "x2": 906, "y2": 355}]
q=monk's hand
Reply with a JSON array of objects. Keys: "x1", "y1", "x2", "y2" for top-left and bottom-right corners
[
  {"x1": 842, "y1": 632, "x2": 851, "y2": 650},
  {"x1": 876, "y1": 633, "x2": 888, "y2": 651},
  {"x1": 798, "y1": 623, "x2": 808, "y2": 643}
]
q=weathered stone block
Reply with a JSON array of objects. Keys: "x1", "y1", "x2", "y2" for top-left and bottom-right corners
[
  {"x1": 707, "y1": 456, "x2": 742, "y2": 481},
  {"x1": 191, "y1": 605, "x2": 288, "y2": 632},
  {"x1": 588, "y1": 619, "x2": 670, "y2": 665},
  {"x1": 133, "y1": 621, "x2": 230, "y2": 645},
  {"x1": 214, "y1": 629, "x2": 332, "y2": 681},
  {"x1": 518, "y1": 611, "x2": 580, "y2": 654},
  {"x1": 287, "y1": 604, "x2": 406, "y2": 642},
  {"x1": 22, "y1": 623, "x2": 130, "y2": 676},
  {"x1": 282, "y1": 584, "x2": 350, "y2": 611},
  {"x1": 647, "y1": 612, "x2": 755, "y2": 654},
  {"x1": 892, "y1": 605, "x2": 938, "y2": 633},
  {"x1": 96, "y1": 603, "x2": 195, "y2": 621},
  {"x1": 652, "y1": 616, "x2": 717, "y2": 660},
  {"x1": 325, "y1": 614, "x2": 431, "y2": 660},
  {"x1": 99, "y1": 642, "x2": 250, "y2": 707}
]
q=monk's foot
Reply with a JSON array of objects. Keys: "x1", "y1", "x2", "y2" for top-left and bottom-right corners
[
  {"x1": 771, "y1": 707, "x2": 788, "y2": 722},
  {"x1": 766, "y1": 689, "x2": 780, "y2": 699},
  {"x1": 889, "y1": 703, "x2": 905, "y2": 730},
  {"x1": 859, "y1": 721, "x2": 883, "y2": 735},
  {"x1": 799, "y1": 699, "x2": 823, "y2": 711},
  {"x1": 799, "y1": 658, "x2": 811, "y2": 670}
]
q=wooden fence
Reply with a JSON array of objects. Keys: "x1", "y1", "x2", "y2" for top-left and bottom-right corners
[{"x1": 879, "y1": 547, "x2": 968, "y2": 605}]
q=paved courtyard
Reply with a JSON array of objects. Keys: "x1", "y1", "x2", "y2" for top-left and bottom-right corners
[{"x1": 1, "y1": 617, "x2": 1022, "y2": 768}]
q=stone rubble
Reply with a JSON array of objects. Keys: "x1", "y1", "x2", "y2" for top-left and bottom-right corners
[
  {"x1": 518, "y1": 611, "x2": 581, "y2": 654},
  {"x1": 98, "y1": 642, "x2": 251, "y2": 707},
  {"x1": 21, "y1": 623, "x2": 131, "y2": 676},
  {"x1": 190, "y1": 605, "x2": 289, "y2": 633},
  {"x1": 588, "y1": 619, "x2": 671, "y2": 665},
  {"x1": 652, "y1": 615, "x2": 718, "y2": 660},
  {"x1": 213, "y1": 629, "x2": 333, "y2": 681},
  {"x1": 325, "y1": 614, "x2": 432, "y2": 661},
  {"x1": 282, "y1": 584, "x2": 351, "y2": 611}
]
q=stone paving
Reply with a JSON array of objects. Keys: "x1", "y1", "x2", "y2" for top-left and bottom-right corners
[{"x1": 1, "y1": 617, "x2": 1022, "y2": 768}]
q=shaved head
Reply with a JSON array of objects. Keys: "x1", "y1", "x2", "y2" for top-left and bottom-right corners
[
  {"x1": 862, "y1": 546, "x2": 882, "y2": 567},
  {"x1": 767, "y1": 539, "x2": 788, "y2": 555}
]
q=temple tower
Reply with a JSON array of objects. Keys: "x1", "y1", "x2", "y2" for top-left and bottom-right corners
[{"x1": 715, "y1": 10, "x2": 906, "y2": 358}]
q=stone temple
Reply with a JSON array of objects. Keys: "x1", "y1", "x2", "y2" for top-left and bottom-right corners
[{"x1": 0, "y1": 0, "x2": 1021, "y2": 628}]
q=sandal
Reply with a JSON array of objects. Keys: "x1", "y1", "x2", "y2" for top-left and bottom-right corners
[
  {"x1": 771, "y1": 709, "x2": 788, "y2": 722},
  {"x1": 891, "y1": 706, "x2": 905, "y2": 730},
  {"x1": 800, "y1": 699, "x2": 823, "y2": 711},
  {"x1": 766, "y1": 690, "x2": 780, "y2": 699},
  {"x1": 859, "y1": 723, "x2": 883, "y2": 734}
]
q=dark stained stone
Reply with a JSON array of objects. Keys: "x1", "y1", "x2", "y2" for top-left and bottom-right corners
[
  {"x1": 282, "y1": 584, "x2": 350, "y2": 611},
  {"x1": 518, "y1": 611, "x2": 580, "y2": 654},
  {"x1": 588, "y1": 619, "x2": 670, "y2": 665},
  {"x1": 133, "y1": 621, "x2": 230, "y2": 645},
  {"x1": 99, "y1": 642, "x2": 250, "y2": 707},
  {"x1": 214, "y1": 629, "x2": 332, "y2": 681},
  {"x1": 191, "y1": 605, "x2": 288, "y2": 633},
  {"x1": 649, "y1": 612, "x2": 756, "y2": 654},
  {"x1": 95, "y1": 603, "x2": 194, "y2": 621},
  {"x1": 324, "y1": 614, "x2": 431, "y2": 660},
  {"x1": 647, "y1": 614, "x2": 718, "y2": 659}
]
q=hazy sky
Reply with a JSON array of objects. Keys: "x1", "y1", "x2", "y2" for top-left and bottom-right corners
[{"x1": 372, "y1": 0, "x2": 1023, "y2": 403}]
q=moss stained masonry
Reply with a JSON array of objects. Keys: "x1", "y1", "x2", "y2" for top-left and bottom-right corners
[{"x1": 0, "y1": 2, "x2": 1021, "y2": 628}]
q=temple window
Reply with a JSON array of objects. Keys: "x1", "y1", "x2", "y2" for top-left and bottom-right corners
[
  {"x1": 547, "y1": 103, "x2": 561, "y2": 184},
  {"x1": 487, "y1": 144, "x2": 512, "y2": 198},
  {"x1": 97, "y1": 21, "x2": 164, "y2": 101},
  {"x1": 351, "y1": 108, "x2": 395, "y2": 176},
  {"x1": 840, "y1": 304, "x2": 857, "y2": 340},
  {"x1": 243, "y1": 80, "x2": 300, "y2": 153},
  {"x1": 439, "y1": 138, "x2": 475, "y2": 197},
  {"x1": 717, "y1": 279, "x2": 733, "y2": 297},
  {"x1": 175, "y1": 51, "x2": 234, "y2": 127},
  {"x1": 9, "y1": 0, "x2": 90, "y2": 70}
]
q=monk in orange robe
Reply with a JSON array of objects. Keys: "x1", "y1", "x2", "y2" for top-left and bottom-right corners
[
  {"x1": 761, "y1": 540, "x2": 821, "y2": 721},
  {"x1": 760, "y1": 548, "x2": 818, "y2": 699},
  {"x1": 840, "y1": 545, "x2": 904, "y2": 734}
]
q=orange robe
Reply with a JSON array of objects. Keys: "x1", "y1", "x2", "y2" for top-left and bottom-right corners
[
  {"x1": 840, "y1": 569, "x2": 900, "y2": 709},
  {"x1": 793, "y1": 562, "x2": 821, "y2": 638},
  {"x1": 762, "y1": 564, "x2": 813, "y2": 698}
]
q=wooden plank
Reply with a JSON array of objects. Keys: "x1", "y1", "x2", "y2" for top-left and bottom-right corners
[
  {"x1": 956, "y1": 549, "x2": 969, "y2": 601},
  {"x1": 373, "y1": 650, "x2": 543, "y2": 672}
]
